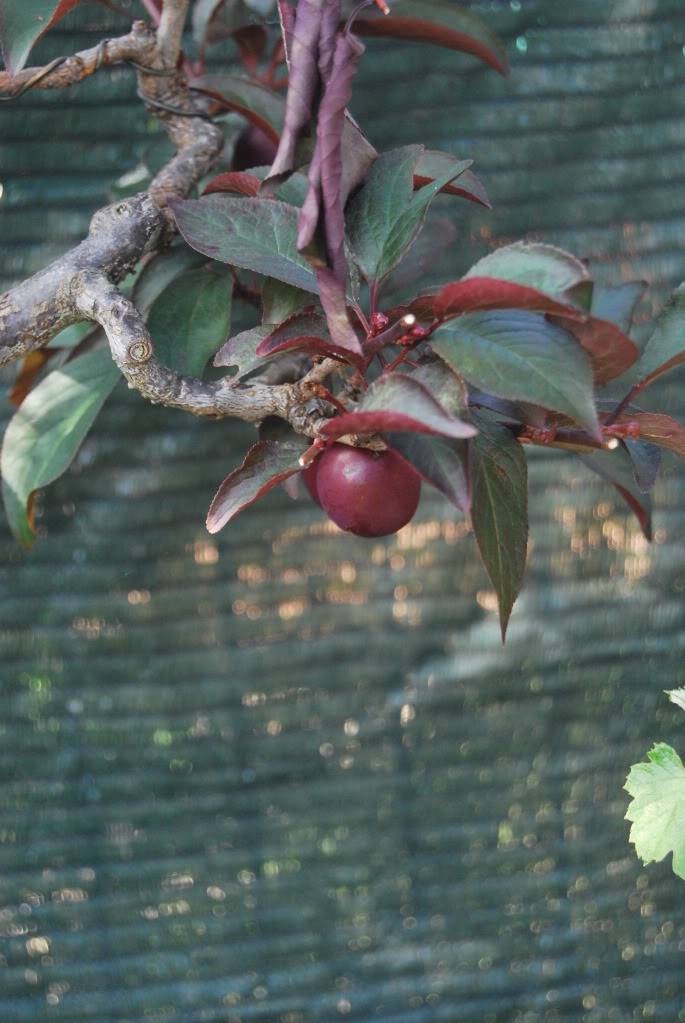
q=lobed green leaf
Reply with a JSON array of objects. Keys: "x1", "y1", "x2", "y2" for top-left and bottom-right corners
[{"x1": 625, "y1": 743, "x2": 685, "y2": 881}]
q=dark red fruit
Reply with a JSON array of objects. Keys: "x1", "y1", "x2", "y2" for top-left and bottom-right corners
[
  {"x1": 312, "y1": 444, "x2": 421, "y2": 537},
  {"x1": 232, "y1": 125, "x2": 278, "y2": 172}
]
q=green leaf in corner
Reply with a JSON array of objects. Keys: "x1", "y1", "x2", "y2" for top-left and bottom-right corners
[
  {"x1": 0, "y1": 0, "x2": 79, "y2": 73},
  {"x1": 470, "y1": 415, "x2": 528, "y2": 639},
  {"x1": 346, "y1": 145, "x2": 471, "y2": 285},
  {"x1": 1, "y1": 346, "x2": 120, "y2": 547},
  {"x1": 432, "y1": 310, "x2": 601, "y2": 439},
  {"x1": 625, "y1": 743, "x2": 685, "y2": 881},
  {"x1": 147, "y1": 266, "x2": 233, "y2": 377}
]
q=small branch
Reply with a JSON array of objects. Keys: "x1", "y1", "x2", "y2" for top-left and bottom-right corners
[
  {"x1": 0, "y1": 22, "x2": 157, "y2": 96},
  {"x1": 156, "y1": 0, "x2": 191, "y2": 69},
  {"x1": 74, "y1": 273, "x2": 328, "y2": 434}
]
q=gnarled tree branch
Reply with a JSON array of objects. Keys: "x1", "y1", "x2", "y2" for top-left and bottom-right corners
[
  {"x1": 73, "y1": 272, "x2": 326, "y2": 435},
  {"x1": 0, "y1": 1, "x2": 339, "y2": 441}
]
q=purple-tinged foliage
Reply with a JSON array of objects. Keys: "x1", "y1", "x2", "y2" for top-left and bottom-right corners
[
  {"x1": 266, "y1": 0, "x2": 328, "y2": 182},
  {"x1": 320, "y1": 372, "x2": 477, "y2": 441},
  {"x1": 206, "y1": 434, "x2": 308, "y2": 533},
  {"x1": 352, "y1": 0, "x2": 509, "y2": 75}
]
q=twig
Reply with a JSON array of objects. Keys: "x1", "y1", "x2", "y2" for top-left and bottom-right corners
[{"x1": 157, "y1": 0, "x2": 191, "y2": 69}]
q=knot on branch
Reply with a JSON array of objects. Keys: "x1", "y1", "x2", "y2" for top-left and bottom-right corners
[
  {"x1": 88, "y1": 193, "x2": 162, "y2": 248},
  {"x1": 127, "y1": 339, "x2": 154, "y2": 364}
]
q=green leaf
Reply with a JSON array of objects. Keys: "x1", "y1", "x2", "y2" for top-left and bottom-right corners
[
  {"x1": 577, "y1": 445, "x2": 652, "y2": 540},
  {"x1": 192, "y1": 0, "x2": 253, "y2": 54},
  {"x1": 352, "y1": 0, "x2": 508, "y2": 75},
  {"x1": 432, "y1": 310, "x2": 601, "y2": 438},
  {"x1": 147, "y1": 266, "x2": 233, "y2": 377},
  {"x1": 133, "y1": 246, "x2": 207, "y2": 318},
  {"x1": 470, "y1": 415, "x2": 528, "y2": 639},
  {"x1": 206, "y1": 433, "x2": 308, "y2": 533},
  {"x1": 346, "y1": 145, "x2": 471, "y2": 284},
  {"x1": 590, "y1": 281, "x2": 645, "y2": 333},
  {"x1": 464, "y1": 242, "x2": 590, "y2": 302},
  {"x1": 407, "y1": 356, "x2": 468, "y2": 418},
  {"x1": 625, "y1": 743, "x2": 685, "y2": 880},
  {"x1": 634, "y1": 283, "x2": 685, "y2": 390},
  {"x1": 262, "y1": 278, "x2": 312, "y2": 324},
  {"x1": 0, "y1": 0, "x2": 79, "y2": 73},
  {"x1": 172, "y1": 195, "x2": 319, "y2": 293},
  {"x1": 1, "y1": 346, "x2": 120, "y2": 547},
  {"x1": 193, "y1": 74, "x2": 286, "y2": 145},
  {"x1": 213, "y1": 324, "x2": 272, "y2": 378},
  {"x1": 387, "y1": 432, "x2": 470, "y2": 515}
]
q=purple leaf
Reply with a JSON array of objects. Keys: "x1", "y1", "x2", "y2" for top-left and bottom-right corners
[
  {"x1": 352, "y1": 0, "x2": 508, "y2": 75},
  {"x1": 315, "y1": 265, "x2": 363, "y2": 355},
  {"x1": 617, "y1": 412, "x2": 685, "y2": 460},
  {"x1": 266, "y1": 0, "x2": 327, "y2": 181},
  {"x1": 298, "y1": 28, "x2": 365, "y2": 281},
  {"x1": 431, "y1": 277, "x2": 586, "y2": 321},
  {"x1": 256, "y1": 311, "x2": 328, "y2": 353},
  {"x1": 320, "y1": 372, "x2": 477, "y2": 441},
  {"x1": 202, "y1": 171, "x2": 262, "y2": 197},
  {"x1": 549, "y1": 314, "x2": 640, "y2": 386},
  {"x1": 297, "y1": 29, "x2": 366, "y2": 355},
  {"x1": 255, "y1": 306, "x2": 363, "y2": 364},
  {"x1": 206, "y1": 435, "x2": 308, "y2": 533},
  {"x1": 318, "y1": 0, "x2": 341, "y2": 83},
  {"x1": 277, "y1": 0, "x2": 296, "y2": 59}
]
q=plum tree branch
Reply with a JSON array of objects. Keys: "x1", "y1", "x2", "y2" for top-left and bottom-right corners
[
  {"x1": 73, "y1": 273, "x2": 329, "y2": 433},
  {"x1": 0, "y1": 3, "x2": 343, "y2": 439},
  {"x1": 0, "y1": 21, "x2": 158, "y2": 95}
]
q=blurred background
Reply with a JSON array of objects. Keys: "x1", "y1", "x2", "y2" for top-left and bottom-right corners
[{"x1": 1, "y1": 1, "x2": 685, "y2": 1020}]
